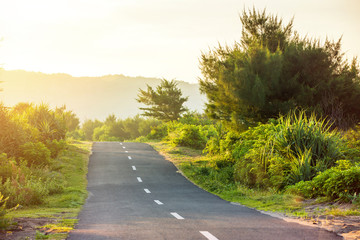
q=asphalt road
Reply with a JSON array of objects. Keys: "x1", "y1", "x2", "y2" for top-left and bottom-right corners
[{"x1": 67, "y1": 142, "x2": 342, "y2": 240}]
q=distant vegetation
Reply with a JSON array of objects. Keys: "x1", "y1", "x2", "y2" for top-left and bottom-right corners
[
  {"x1": 0, "y1": 70, "x2": 204, "y2": 121},
  {"x1": 137, "y1": 79, "x2": 189, "y2": 121}
]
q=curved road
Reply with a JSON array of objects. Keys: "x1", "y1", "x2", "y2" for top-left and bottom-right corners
[{"x1": 67, "y1": 142, "x2": 341, "y2": 240}]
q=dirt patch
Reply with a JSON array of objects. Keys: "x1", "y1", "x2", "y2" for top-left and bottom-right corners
[
  {"x1": 0, "y1": 217, "x2": 59, "y2": 240},
  {"x1": 260, "y1": 202, "x2": 360, "y2": 240}
]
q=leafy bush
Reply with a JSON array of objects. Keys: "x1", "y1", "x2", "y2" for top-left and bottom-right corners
[
  {"x1": 289, "y1": 160, "x2": 360, "y2": 201},
  {"x1": 67, "y1": 129, "x2": 85, "y2": 141},
  {"x1": 21, "y1": 142, "x2": 51, "y2": 166},
  {"x1": 0, "y1": 154, "x2": 14, "y2": 181},
  {"x1": 0, "y1": 176, "x2": 49, "y2": 207},
  {"x1": 0, "y1": 102, "x2": 78, "y2": 210},
  {"x1": 146, "y1": 123, "x2": 168, "y2": 140},
  {"x1": 45, "y1": 139, "x2": 66, "y2": 158},
  {"x1": 168, "y1": 123, "x2": 207, "y2": 149}
]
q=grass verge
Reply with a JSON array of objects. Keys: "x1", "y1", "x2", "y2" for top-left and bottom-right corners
[
  {"x1": 5, "y1": 140, "x2": 92, "y2": 240},
  {"x1": 149, "y1": 141, "x2": 360, "y2": 218}
]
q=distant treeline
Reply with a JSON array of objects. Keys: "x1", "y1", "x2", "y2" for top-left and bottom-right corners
[{"x1": 69, "y1": 114, "x2": 162, "y2": 142}]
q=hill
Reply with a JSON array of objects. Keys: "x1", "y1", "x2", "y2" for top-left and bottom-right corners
[{"x1": 0, "y1": 69, "x2": 205, "y2": 121}]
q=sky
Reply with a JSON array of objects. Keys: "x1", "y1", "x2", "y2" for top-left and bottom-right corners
[{"x1": 0, "y1": 0, "x2": 359, "y2": 83}]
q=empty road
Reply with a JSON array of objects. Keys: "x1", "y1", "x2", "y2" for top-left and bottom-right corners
[{"x1": 67, "y1": 142, "x2": 341, "y2": 240}]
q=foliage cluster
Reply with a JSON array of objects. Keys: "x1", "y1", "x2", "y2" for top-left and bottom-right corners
[
  {"x1": 143, "y1": 112, "x2": 217, "y2": 150},
  {"x1": 136, "y1": 79, "x2": 188, "y2": 121},
  {"x1": 70, "y1": 114, "x2": 161, "y2": 142},
  {"x1": 147, "y1": 110, "x2": 360, "y2": 204},
  {"x1": 199, "y1": 8, "x2": 360, "y2": 130},
  {"x1": 288, "y1": 160, "x2": 360, "y2": 202},
  {"x1": 0, "y1": 102, "x2": 79, "y2": 209}
]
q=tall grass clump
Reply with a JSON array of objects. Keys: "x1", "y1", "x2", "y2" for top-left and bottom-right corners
[
  {"x1": 275, "y1": 111, "x2": 344, "y2": 184},
  {"x1": 233, "y1": 111, "x2": 346, "y2": 189}
]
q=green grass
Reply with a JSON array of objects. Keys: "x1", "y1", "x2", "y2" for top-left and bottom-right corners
[
  {"x1": 6, "y1": 140, "x2": 92, "y2": 239},
  {"x1": 148, "y1": 141, "x2": 325, "y2": 218}
]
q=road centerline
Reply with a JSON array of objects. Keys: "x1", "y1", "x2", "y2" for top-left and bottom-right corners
[
  {"x1": 154, "y1": 200, "x2": 163, "y2": 205},
  {"x1": 200, "y1": 231, "x2": 219, "y2": 240},
  {"x1": 170, "y1": 212, "x2": 184, "y2": 220}
]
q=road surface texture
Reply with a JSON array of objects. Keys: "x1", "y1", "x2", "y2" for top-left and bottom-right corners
[{"x1": 67, "y1": 142, "x2": 341, "y2": 240}]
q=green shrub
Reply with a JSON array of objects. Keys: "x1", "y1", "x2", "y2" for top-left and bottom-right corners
[
  {"x1": 232, "y1": 121, "x2": 278, "y2": 188},
  {"x1": 0, "y1": 176, "x2": 49, "y2": 207},
  {"x1": 21, "y1": 142, "x2": 51, "y2": 166},
  {"x1": 0, "y1": 154, "x2": 14, "y2": 181},
  {"x1": 45, "y1": 139, "x2": 66, "y2": 158},
  {"x1": 147, "y1": 123, "x2": 168, "y2": 140},
  {"x1": 66, "y1": 129, "x2": 85, "y2": 141},
  {"x1": 168, "y1": 124, "x2": 206, "y2": 149},
  {"x1": 289, "y1": 162, "x2": 360, "y2": 201}
]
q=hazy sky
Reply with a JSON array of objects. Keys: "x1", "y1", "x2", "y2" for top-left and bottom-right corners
[{"x1": 1, "y1": 0, "x2": 359, "y2": 83}]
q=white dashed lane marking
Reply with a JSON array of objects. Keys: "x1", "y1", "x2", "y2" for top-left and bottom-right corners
[
  {"x1": 128, "y1": 156, "x2": 132, "y2": 160},
  {"x1": 144, "y1": 189, "x2": 151, "y2": 193},
  {"x1": 154, "y1": 200, "x2": 163, "y2": 205},
  {"x1": 170, "y1": 212, "x2": 184, "y2": 220},
  {"x1": 122, "y1": 146, "x2": 126, "y2": 149},
  {"x1": 132, "y1": 166, "x2": 136, "y2": 170},
  {"x1": 137, "y1": 177, "x2": 142, "y2": 182},
  {"x1": 200, "y1": 231, "x2": 219, "y2": 240}
]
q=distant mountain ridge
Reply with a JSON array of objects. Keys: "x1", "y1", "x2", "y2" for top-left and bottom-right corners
[{"x1": 0, "y1": 69, "x2": 205, "y2": 121}]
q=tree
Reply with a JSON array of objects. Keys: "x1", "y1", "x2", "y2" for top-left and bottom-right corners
[
  {"x1": 136, "y1": 79, "x2": 188, "y2": 121},
  {"x1": 199, "y1": 8, "x2": 360, "y2": 130}
]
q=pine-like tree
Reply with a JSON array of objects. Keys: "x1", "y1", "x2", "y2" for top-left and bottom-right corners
[
  {"x1": 199, "y1": 8, "x2": 360, "y2": 130},
  {"x1": 137, "y1": 79, "x2": 188, "y2": 121}
]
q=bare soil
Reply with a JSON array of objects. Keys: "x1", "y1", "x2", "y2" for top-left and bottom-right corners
[
  {"x1": 263, "y1": 202, "x2": 360, "y2": 240},
  {"x1": 0, "y1": 217, "x2": 61, "y2": 240}
]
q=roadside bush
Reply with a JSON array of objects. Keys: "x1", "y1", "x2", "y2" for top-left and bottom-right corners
[
  {"x1": 66, "y1": 129, "x2": 85, "y2": 141},
  {"x1": 0, "y1": 154, "x2": 14, "y2": 181},
  {"x1": 168, "y1": 124, "x2": 207, "y2": 149},
  {"x1": 21, "y1": 142, "x2": 51, "y2": 166},
  {"x1": 0, "y1": 105, "x2": 30, "y2": 158},
  {"x1": 147, "y1": 123, "x2": 168, "y2": 140},
  {"x1": 232, "y1": 120, "x2": 279, "y2": 188},
  {"x1": 45, "y1": 139, "x2": 66, "y2": 158},
  {"x1": 231, "y1": 111, "x2": 347, "y2": 189},
  {"x1": 288, "y1": 160, "x2": 360, "y2": 201},
  {"x1": 0, "y1": 176, "x2": 49, "y2": 207},
  {"x1": 275, "y1": 112, "x2": 344, "y2": 175}
]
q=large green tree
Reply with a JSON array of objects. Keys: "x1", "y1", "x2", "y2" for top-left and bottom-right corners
[
  {"x1": 199, "y1": 8, "x2": 360, "y2": 130},
  {"x1": 137, "y1": 79, "x2": 188, "y2": 121}
]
